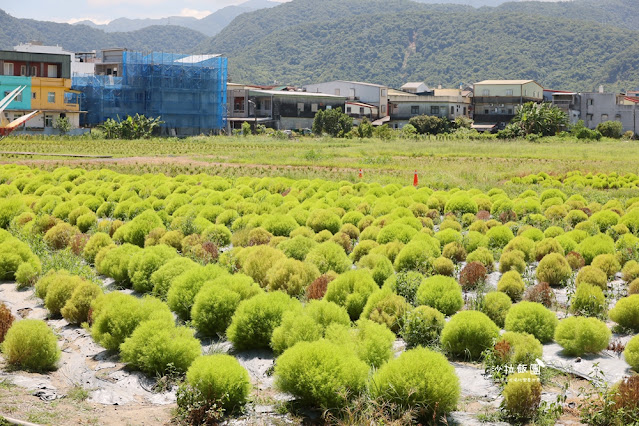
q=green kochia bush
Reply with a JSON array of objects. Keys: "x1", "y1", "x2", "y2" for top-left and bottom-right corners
[
  {"x1": 575, "y1": 265, "x2": 608, "y2": 290},
  {"x1": 441, "y1": 311, "x2": 500, "y2": 359},
  {"x1": 112, "y1": 210, "x2": 165, "y2": 247},
  {"x1": 90, "y1": 293, "x2": 174, "y2": 351},
  {"x1": 369, "y1": 347, "x2": 460, "y2": 419},
  {"x1": 577, "y1": 234, "x2": 616, "y2": 265},
  {"x1": 183, "y1": 354, "x2": 251, "y2": 412},
  {"x1": 495, "y1": 332, "x2": 543, "y2": 366},
  {"x1": 277, "y1": 235, "x2": 317, "y2": 260},
  {"x1": 324, "y1": 270, "x2": 378, "y2": 320},
  {"x1": 127, "y1": 245, "x2": 179, "y2": 294},
  {"x1": 82, "y1": 232, "x2": 113, "y2": 264},
  {"x1": 275, "y1": 339, "x2": 368, "y2": 410},
  {"x1": 609, "y1": 295, "x2": 639, "y2": 331},
  {"x1": 167, "y1": 264, "x2": 228, "y2": 321},
  {"x1": 504, "y1": 301, "x2": 558, "y2": 343},
  {"x1": 43, "y1": 273, "x2": 86, "y2": 317},
  {"x1": 623, "y1": 334, "x2": 639, "y2": 372},
  {"x1": 60, "y1": 281, "x2": 103, "y2": 324},
  {"x1": 401, "y1": 306, "x2": 445, "y2": 348},
  {"x1": 536, "y1": 253, "x2": 572, "y2": 287},
  {"x1": 150, "y1": 257, "x2": 198, "y2": 300},
  {"x1": 415, "y1": 275, "x2": 463, "y2": 316},
  {"x1": 359, "y1": 289, "x2": 411, "y2": 332},
  {"x1": 497, "y1": 271, "x2": 525, "y2": 302},
  {"x1": 120, "y1": 320, "x2": 201, "y2": 375},
  {"x1": 325, "y1": 319, "x2": 395, "y2": 368},
  {"x1": 1, "y1": 319, "x2": 60, "y2": 371},
  {"x1": 393, "y1": 238, "x2": 441, "y2": 272},
  {"x1": 270, "y1": 300, "x2": 350, "y2": 354},
  {"x1": 382, "y1": 271, "x2": 424, "y2": 305},
  {"x1": 0, "y1": 234, "x2": 41, "y2": 282},
  {"x1": 482, "y1": 291, "x2": 512, "y2": 328},
  {"x1": 96, "y1": 243, "x2": 142, "y2": 286},
  {"x1": 306, "y1": 209, "x2": 341, "y2": 234},
  {"x1": 570, "y1": 283, "x2": 606, "y2": 317},
  {"x1": 226, "y1": 292, "x2": 301, "y2": 350},
  {"x1": 502, "y1": 372, "x2": 542, "y2": 421},
  {"x1": 554, "y1": 316, "x2": 610, "y2": 356},
  {"x1": 266, "y1": 258, "x2": 320, "y2": 297},
  {"x1": 305, "y1": 241, "x2": 352, "y2": 274}
]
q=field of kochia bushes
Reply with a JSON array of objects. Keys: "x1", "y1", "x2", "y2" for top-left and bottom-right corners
[{"x1": 2, "y1": 163, "x2": 639, "y2": 423}]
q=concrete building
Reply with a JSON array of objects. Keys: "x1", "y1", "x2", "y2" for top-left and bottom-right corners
[
  {"x1": 227, "y1": 83, "x2": 346, "y2": 131},
  {"x1": 0, "y1": 49, "x2": 82, "y2": 135},
  {"x1": 472, "y1": 79, "x2": 544, "y2": 130},
  {"x1": 387, "y1": 87, "x2": 472, "y2": 129},
  {"x1": 14, "y1": 42, "x2": 95, "y2": 76},
  {"x1": 552, "y1": 91, "x2": 638, "y2": 135},
  {"x1": 303, "y1": 80, "x2": 389, "y2": 119}
]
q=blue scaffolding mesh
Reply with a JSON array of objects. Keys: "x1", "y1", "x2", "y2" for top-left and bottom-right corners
[{"x1": 72, "y1": 51, "x2": 227, "y2": 135}]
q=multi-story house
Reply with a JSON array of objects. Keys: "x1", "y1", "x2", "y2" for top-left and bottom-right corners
[
  {"x1": 0, "y1": 49, "x2": 81, "y2": 134},
  {"x1": 472, "y1": 79, "x2": 544, "y2": 130},
  {"x1": 387, "y1": 85, "x2": 472, "y2": 129},
  {"x1": 303, "y1": 80, "x2": 389, "y2": 120}
]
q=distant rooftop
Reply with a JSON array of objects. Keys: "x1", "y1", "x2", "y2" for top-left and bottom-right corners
[
  {"x1": 475, "y1": 79, "x2": 536, "y2": 85},
  {"x1": 174, "y1": 54, "x2": 221, "y2": 64}
]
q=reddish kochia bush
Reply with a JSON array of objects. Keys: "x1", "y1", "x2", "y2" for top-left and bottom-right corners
[
  {"x1": 566, "y1": 251, "x2": 585, "y2": 271},
  {"x1": 70, "y1": 234, "x2": 90, "y2": 256},
  {"x1": 613, "y1": 376, "x2": 639, "y2": 422},
  {"x1": 459, "y1": 261, "x2": 487, "y2": 290},
  {"x1": 499, "y1": 210, "x2": 517, "y2": 223},
  {"x1": 523, "y1": 282, "x2": 555, "y2": 308},
  {"x1": 0, "y1": 302, "x2": 15, "y2": 343},
  {"x1": 306, "y1": 274, "x2": 335, "y2": 300},
  {"x1": 477, "y1": 210, "x2": 491, "y2": 221}
]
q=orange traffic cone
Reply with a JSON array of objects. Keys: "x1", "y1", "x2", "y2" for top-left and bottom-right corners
[
  {"x1": 359, "y1": 169, "x2": 363, "y2": 179},
  {"x1": 413, "y1": 170, "x2": 418, "y2": 187}
]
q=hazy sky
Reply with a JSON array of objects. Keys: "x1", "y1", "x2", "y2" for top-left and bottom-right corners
[{"x1": 2, "y1": 0, "x2": 287, "y2": 24}]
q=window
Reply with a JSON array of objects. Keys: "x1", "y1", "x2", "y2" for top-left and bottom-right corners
[
  {"x1": 601, "y1": 114, "x2": 609, "y2": 121},
  {"x1": 381, "y1": 105, "x2": 386, "y2": 114},
  {"x1": 450, "y1": 106, "x2": 455, "y2": 114},
  {"x1": 47, "y1": 64, "x2": 58, "y2": 78},
  {"x1": 411, "y1": 106, "x2": 419, "y2": 115},
  {"x1": 616, "y1": 114, "x2": 622, "y2": 119},
  {"x1": 233, "y1": 97, "x2": 245, "y2": 113},
  {"x1": 20, "y1": 65, "x2": 27, "y2": 76},
  {"x1": 587, "y1": 114, "x2": 593, "y2": 121},
  {"x1": 463, "y1": 107, "x2": 467, "y2": 115},
  {"x1": 48, "y1": 92, "x2": 55, "y2": 103},
  {"x1": 3, "y1": 63, "x2": 14, "y2": 75},
  {"x1": 588, "y1": 99, "x2": 594, "y2": 106},
  {"x1": 484, "y1": 109, "x2": 489, "y2": 114},
  {"x1": 31, "y1": 66, "x2": 37, "y2": 77},
  {"x1": 508, "y1": 109, "x2": 513, "y2": 115},
  {"x1": 506, "y1": 89, "x2": 513, "y2": 96},
  {"x1": 430, "y1": 106, "x2": 440, "y2": 115},
  {"x1": 381, "y1": 89, "x2": 386, "y2": 97},
  {"x1": 482, "y1": 89, "x2": 490, "y2": 96},
  {"x1": 45, "y1": 114, "x2": 53, "y2": 127},
  {"x1": 349, "y1": 88, "x2": 355, "y2": 98},
  {"x1": 3, "y1": 91, "x2": 21, "y2": 102},
  {"x1": 32, "y1": 92, "x2": 36, "y2": 100},
  {"x1": 501, "y1": 109, "x2": 506, "y2": 114},
  {"x1": 311, "y1": 103, "x2": 318, "y2": 112},
  {"x1": 264, "y1": 99, "x2": 272, "y2": 111},
  {"x1": 297, "y1": 102, "x2": 304, "y2": 112},
  {"x1": 360, "y1": 107, "x2": 365, "y2": 115},
  {"x1": 334, "y1": 89, "x2": 340, "y2": 96},
  {"x1": 346, "y1": 106, "x2": 352, "y2": 113}
]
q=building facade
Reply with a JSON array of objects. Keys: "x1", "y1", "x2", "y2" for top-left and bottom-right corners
[
  {"x1": 472, "y1": 80, "x2": 544, "y2": 129},
  {"x1": 302, "y1": 80, "x2": 389, "y2": 119},
  {"x1": 387, "y1": 87, "x2": 472, "y2": 128},
  {"x1": 0, "y1": 50, "x2": 81, "y2": 134}
]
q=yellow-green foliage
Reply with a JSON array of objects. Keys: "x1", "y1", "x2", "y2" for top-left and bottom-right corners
[
  {"x1": 441, "y1": 310, "x2": 500, "y2": 359},
  {"x1": 120, "y1": 320, "x2": 201, "y2": 375},
  {"x1": 416, "y1": 275, "x2": 463, "y2": 316},
  {"x1": 610, "y1": 295, "x2": 639, "y2": 331},
  {"x1": 534, "y1": 238, "x2": 564, "y2": 261},
  {"x1": 96, "y1": 243, "x2": 142, "y2": 285},
  {"x1": 466, "y1": 247, "x2": 494, "y2": 272},
  {"x1": 570, "y1": 283, "x2": 606, "y2": 317},
  {"x1": 497, "y1": 270, "x2": 525, "y2": 302},
  {"x1": 433, "y1": 256, "x2": 455, "y2": 276},
  {"x1": 266, "y1": 257, "x2": 320, "y2": 297},
  {"x1": 359, "y1": 289, "x2": 411, "y2": 332},
  {"x1": 536, "y1": 253, "x2": 572, "y2": 286},
  {"x1": 622, "y1": 260, "x2": 639, "y2": 283},
  {"x1": 90, "y1": 293, "x2": 174, "y2": 351},
  {"x1": 82, "y1": 232, "x2": 113, "y2": 264},
  {"x1": 305, "y1": 241, "x2": 352, "y2": 274},
  {"x1": 577, "y1": 234, "x2": 616, "y2": 265},
  {"x1": 113, "y1": 210, "x2": 164, "y2": 247},
  {"x1": 487, "y1": 225, "x2": 514, "y2": 249},
  {"x1": 306, "y1": 209, "x2": 341, "y2": 234},
  {"x1": 502, "y1": 372, "x2": 542, "y2": 420},
  {"x1": 575, "y1": 265, "x2": 608, "y2": 290},
  {"x1": 183, "y1": 355, "x2": 251, "y2": 412},
  {"x1": 127, "y1": 244, "x2": 179, "y2": 294},
  {"x1": 150, "y1": 257, "x2": 198, "y2": 300},
  {"x1": 166, "y1": 264, "x2": 228, "y2": 320},
  {"x1": 554, "y1": 316, "x2": 610, "y2": 356},
  {"x1": 43, "y1": 273, "x2": 87, "y2": 317},
  {"x1": 499, "y1": 250, "x2": 527, "y2": 274},
  {"x1": 270, "y1": 300, "x2": 350, "y2": 354},
  {"x1": 325, "y1": 319, "x2": 395, "y2": 368},
  {"x1": 277, "y1": 235, "x2": 317, "y2": 261},
  {"x1": 400, "y1": 305, "x2": 445, "y2": 348},
  {"x1": 43, "y1": 222, "x2": 79, "y2": 249},
  {"x1": 226, "y1": 291, "x2": 301, "y2": 350},
  {"x1": 369, "y1": 347, "x2": 460, "y2": 419},
  {"x1": 591, "y1": 254, "x2": 621, "y2": 279},
  {"x1": 505, "y1": 301, "x2": 558, "y2": 343},
  {"x1": 482, "y1": 291, "x2": 512, "y2": 328},
  {"x1": 241, "y1": 245, "x2": 286, "y2": 286},
  {"x1": 383, "y1": 271, "x2": 424, "y2": 305},
  {"x1": 623, "y1": 334, "x2": 639, "y2": 372},
  {"x1": 60, "y1": 281, "x2": 103, "y2": 324},
  {"x1": 324, "y1": 270, "x2": 378, "y2": 320},
  {"x1": 393, "y1": 238, "x2": 441, "y2": 272},
  {"x1": 1, "y1": 319, "x2": 60, "y2": 371},
  {"x1": 496, "y1": 332, "x2": 543, "y2": 366},
  {"x1": 275, "y1": 339, "x2": 368, "y2": 410},
  {"x1": 0, "y1": 233, "x2": 41, "y2": 282}
]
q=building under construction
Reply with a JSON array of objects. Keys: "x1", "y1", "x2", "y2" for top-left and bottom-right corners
[{"x1": 72, "y1": 49, "x2": 227, "y2": 136}]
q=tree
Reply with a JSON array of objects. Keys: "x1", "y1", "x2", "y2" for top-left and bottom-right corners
[
  {"x1": 241, "y1": 121, "x2": 252, "y2": 136},
  {"x1": 312, "y1": 108, "x2": 352, "y2": 138},
  {"x1": 53, "y1": 116, "x2": 72, "y2": 135},
  {"x1": 356, "y1": 117, "x2": 374, "y2": 138},
  {"x1": 510, "y1": 102, "x2": 568, "y2": 137},
  {"x1": 596, "y1": 120, "x2": 623, "y2": 138},
  {"x1": 408, "y1": 115, "x2": 449, "y2": 135}
]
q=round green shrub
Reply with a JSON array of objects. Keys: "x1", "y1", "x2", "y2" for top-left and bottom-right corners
[
  {"x1": 623, "y1": 334, "x2": 639, "y2": 372},
  {"x1": 167, "y1": 264, "x2": 228, "y2": 320},
  {"x1": 629, "y1": 278, "x2": 639, "y2": 295},
  {"x1": 183, "y1": 354, "x2": 251, "y2": 412},
  {"x1": 15, "y1": 262, "x2": 38, "y2": 289},
  {"x1": 504, "y1": 301, "x2": 558, "y2": 343},
  {"x1": 43, "y1": 222, "x2": 79, "y2": 249},
  {"x1": 202, "y1": 224, "x2": 232, "y2": 247},
  {"x1": 444, "y1": 194, "x2": 478, "y2": 215},
  {"x1": 150, "y1": 257, "x2": 198, "y2": 300},
  {"x1": 536, "y1": 253, "x2": 572, "y2": 287},
  {"x1": 591, "y1": 254, "x2": 621, "y2": 279},
  {"x1": 433, "y1": 256, "x2": 455, "y2": 276},
  {"x1": 590, "y1": 210, "x2": 621, "y2": 232},
  {"x1": 226, "y1": 291, "x2": 301, "y2": 350},
  {"x1": 305, "y1": 241, "x2": 352, "y2": 274},
  {"x1": 306, "y1": 209, "x2": 341, "y2": 234},
  {"x1": 570, "y1": 283, "x2": 606, "y2": 317},
  {"x1": 415, "y1": 275, "x2": 463, "y2": 316},
  {"x1": 270, "y1": 300, "x2": 350, "y2": 354},
  {"x1": 127, "y1": 245, "x2": 179, "y2": 294},
  {"x1": 277, "y1": 235, "x2": 317, "y2": 261},
  {"x1": 495, "y1": 332, "x2": 543, "y2": 366},
  {"x1": 434, "y1": 228, "x2": 463, "y2": 248},
  {"x1": 497, "y1": 270, "x2": 526, "y2": 302},
  {"x1": 76, "y1": 212, "x2": 97, "y2": 233},
  {"x1": 369, "y1": 347, "x2": 460, "y2": 419},
  {"x1": 382, "y1": 271, "x2": 424, "y2": 305},
  {"x1": 359, "y1": 289, "x2": 411, "y2": 333},
  {"x1": 357, "y1": 253, "x2": 394, "y2": 286},
  {"x1": 325, "y1": 319, "x2": 395, "y2": 368},
  {"x1": 393, "y1": 238, "x2": 441, "y2": 272},
  {"x1": 504, "y1": 236, "x2": 536, "y2": 262},
  {"x1": 400, "y1": 305, "x2": 445, "y2": 348},
  {"x1": 265, "y1": 258, "x2": 320, "y2": 297},
  {"x1": 554, "y1": 316, "x2": 610, "y2": 356},
  {"x1": 441, "y1": 310, "x2": 500, "y2": 359},
  {"x1": 577, "y1": 234, "x2": 616, "y2": 265},
  {"x1": 1, "y1": 319, "x2": 60, "y2": 371},
  {"x1": 44, "y1": 274, "x2": 86, "y2": 317},
  {"x1": 191, "y1": 275, "x2": 262, "y2": 337},
  {"x1": 442, "y1": 241, "x2": 467, "y2": 263},
  {"x1": 622, "y1": 260, "x2": 639, "y2": 283},
  {"x1": 378, "y1": 223, "x2": 418, "y2": 244},
  {"x1": 82, "y1": 232, "x2": 113, "y2": 264},
  {"x1": 502, "y1": 372, "x2": 542, "y2": 420},
  {"x1": 324, "y1": 270, "x2": 378, "y2": 320},
  {"x1": 499, "y1": 250, "x2": 527, "y2": 274},
  {"x1": 609, "y1": 295, "x2": 639, "y2": 331},
  {"x1": 534, "y1": 238, "x2": 564, "y2": 261},
  {"x1": 482, "y1": 291, "x2": 512, "y2": 328},
  {"x1": 60, "y1": 281, "x2": 103, "y2": 324},
  {"x1": 275, "y1": 339, "x2": 368, "y2": 410},
  {"x1": 96, "y1": 243, "x2": 142, "y2": 286},
  {"x1": 120, "y1": 320, "x2": 201, "y2": 375},
  {"x1": 90, "y1": 293, "x2": 174, "y2": 351},
  {"x1": 466, "y1": 247, "x2": 494, "y2": 272},
  {"x1": 486, "y1": 225, "x2": 514, "y2": 249},
  {"x1": 575, "y1": 265, "x2": 608, "y2": 290},
  {"x1": 112, "y1": 210, "x2": 164, "y2": 247}
]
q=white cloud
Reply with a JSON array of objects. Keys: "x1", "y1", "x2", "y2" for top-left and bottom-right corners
[{"x1": 180, "y1": 8, "x2": 212, "y2": 19}]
